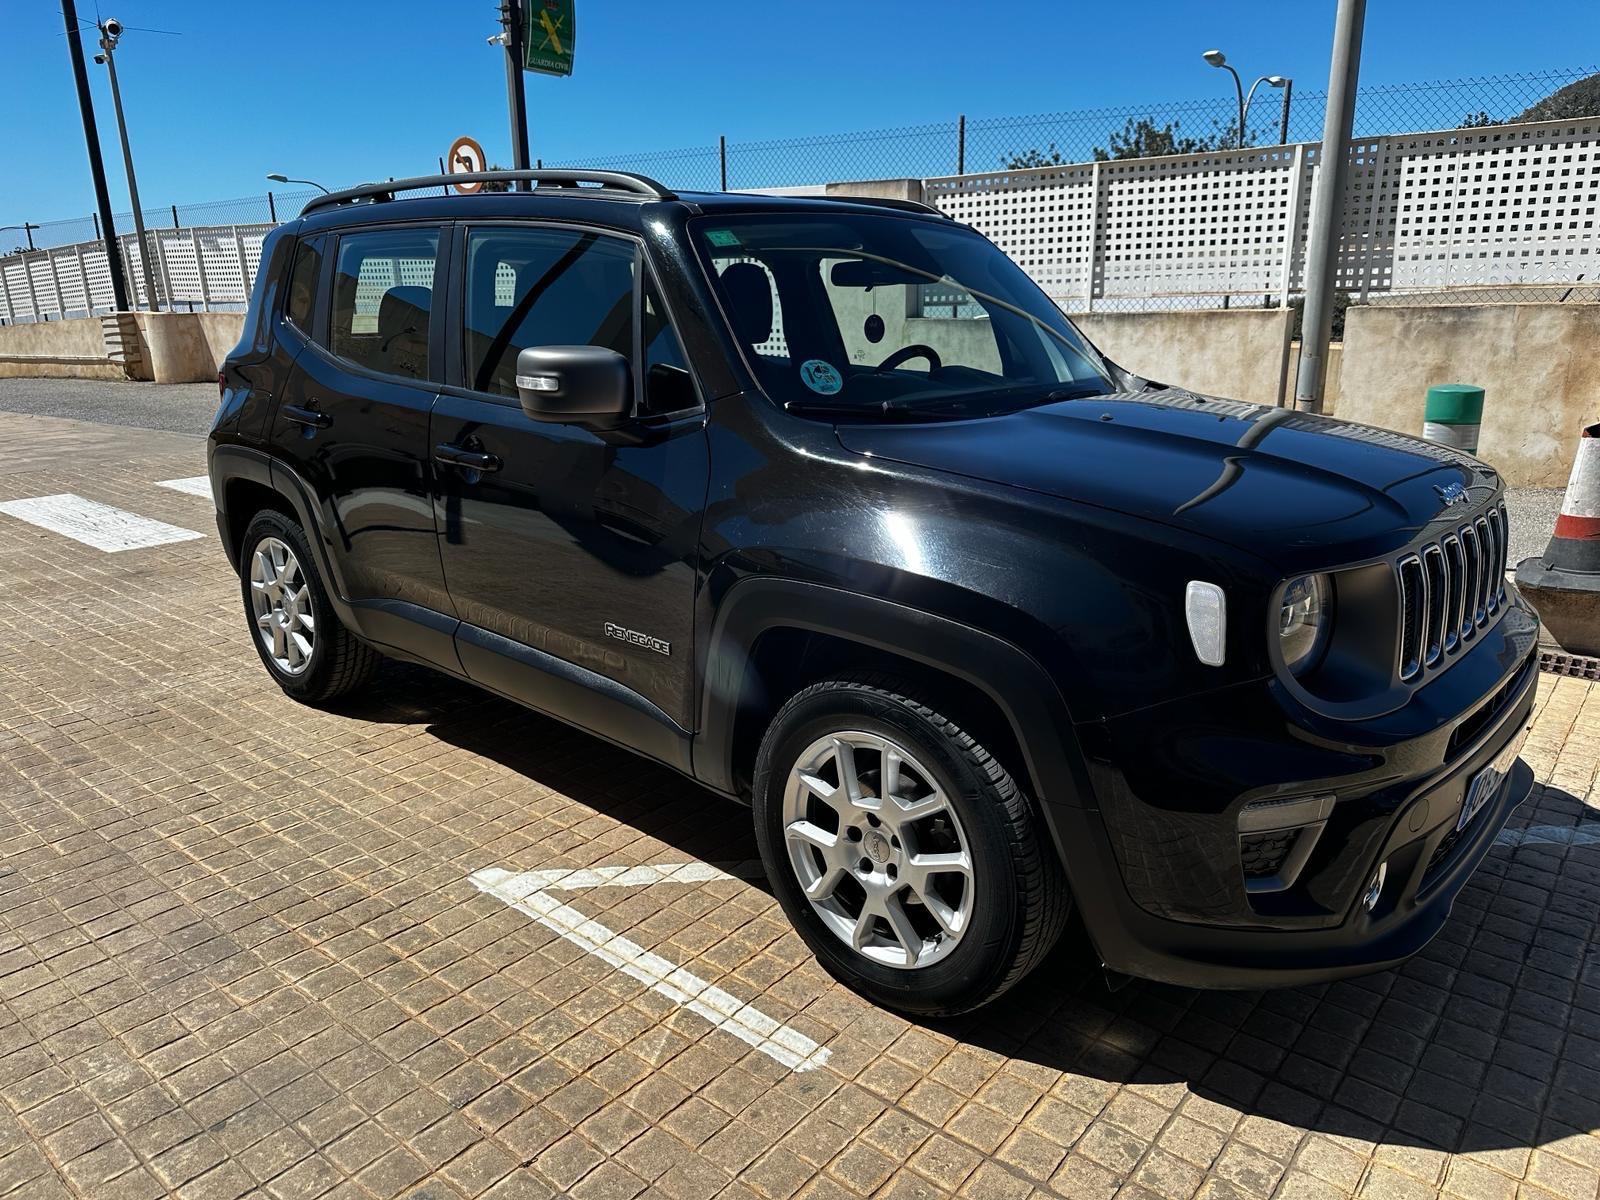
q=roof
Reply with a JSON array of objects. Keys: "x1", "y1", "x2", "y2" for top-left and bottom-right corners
[{"x1": 294, "y1": 170, "x2": 947, "y2": 234}]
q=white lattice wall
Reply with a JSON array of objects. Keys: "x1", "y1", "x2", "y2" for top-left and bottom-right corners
[
  {"x1": 0, "y1": 224, "x2": 270, "y2": 321},
  {"x1": 926, "y1": 116, "x2": 1600, "y2": 311}
]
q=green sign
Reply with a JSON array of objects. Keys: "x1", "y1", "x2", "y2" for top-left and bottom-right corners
[{"x1": 522, "y1": 0, "x2": 575, "y2": 76}]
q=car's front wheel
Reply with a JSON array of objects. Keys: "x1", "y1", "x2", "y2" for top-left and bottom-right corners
[
  {"x1": 239, "y1": 510, "x2": 378, "y2": 704},
  {"x1": 752, "y1": 675, "x2": 1070, "y2": 1015}
]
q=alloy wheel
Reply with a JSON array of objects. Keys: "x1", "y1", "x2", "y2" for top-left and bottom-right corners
[
  {"x1": 249, "y1": 536, "x2": 315, "y2": 676},
  {"x1": 781, "y1": 730, "x2": 974, "y2": 969}
]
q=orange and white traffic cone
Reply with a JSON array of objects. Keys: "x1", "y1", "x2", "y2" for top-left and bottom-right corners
[{"x1": 1515, "y1": 422, "x2": 1600, "y2": 656}]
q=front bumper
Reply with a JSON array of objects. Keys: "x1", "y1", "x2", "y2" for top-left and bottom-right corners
[{"x1": 1054, "y1": 601, "x2": 1540, "y2": 989}]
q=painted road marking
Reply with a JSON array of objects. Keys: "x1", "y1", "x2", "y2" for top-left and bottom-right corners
[
  {"x1": 469, "y1": 862, "x2": 830, "y2": 1073},
  {"x1": 1496, "y1": 823, "x2": 1600, "y2": 849},
  {"x1": 156, "y1": 475, "x2": 213, "y2": 499},
  {"x1": 0, "y1": 494, "x2": 204, "y2": 552}
]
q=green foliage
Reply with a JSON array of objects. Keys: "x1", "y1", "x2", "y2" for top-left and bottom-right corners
[
  {"x1": 1289, "y1": 291, "x2": 1353, "y2": 342},
  {"x1": 1091, "y1": 117, "x2": 1227, "y2": 161},
  {"x1": 1515, "y1": 71, "x2": 1600, "y2": 122},
  {"x1": 1003, "y1": 144, "x2": 1065, "y2": 169}
]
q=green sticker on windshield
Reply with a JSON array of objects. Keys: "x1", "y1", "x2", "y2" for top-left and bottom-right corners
[{"x1": 706, "y1": 229, "x2": 741, "y2": 247}]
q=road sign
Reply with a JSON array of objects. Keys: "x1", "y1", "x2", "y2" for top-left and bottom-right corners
[
  {"x1": 446, "y1": 135, "x2": 487, "y2": 193},
  {"x1": 521, "y1": 0, "x2": 574, "y2": 76}
]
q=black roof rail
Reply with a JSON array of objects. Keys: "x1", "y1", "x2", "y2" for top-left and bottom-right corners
[{"x1": 300, "y1": 169, "x2": 676, "y2": 216}]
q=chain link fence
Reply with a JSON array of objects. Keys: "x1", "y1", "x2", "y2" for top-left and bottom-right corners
[{"x1": 4, "y1": 67, "x2": 1595, "y2": 322}]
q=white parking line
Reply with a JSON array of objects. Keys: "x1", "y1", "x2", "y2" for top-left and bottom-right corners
[
  {"x1": 0, "y1": 494, "x2": 204, "y2": 552},
  {"x1": 1496, "y1": 823, "x2": 1600, "y2": 849},
  {"x1": 469, "y1": 863, "x2": 830, "y2": 1073},
  {"x1": 156, "y1": 475, "x2": 213, "y2": 499}
]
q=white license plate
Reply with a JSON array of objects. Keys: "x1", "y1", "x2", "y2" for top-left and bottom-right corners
[{"x1": 1457, "y1": 726, "x2": 1527, "y2": 833}]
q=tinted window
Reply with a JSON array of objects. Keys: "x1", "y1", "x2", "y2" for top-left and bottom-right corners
[
  {"x1": 284, "y1": 237, "x2": 322, "y2": 333},
  {"x1": 642, "y1": 279, "x2": 696, "y2": 415},
  {"x1": 328, "y1": 228, "x2": 440, "y2": 381},
  {"x1": 464, "y1": 227, "x2": 634, "y2": 399}
]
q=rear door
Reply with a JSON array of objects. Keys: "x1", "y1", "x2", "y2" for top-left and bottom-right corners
[
  {"x1": 430, "y1": 221, "x2": 708, "y2": 734},
  {"x1": 266, "y1": 223, "x2": 456, "y2": 626}
]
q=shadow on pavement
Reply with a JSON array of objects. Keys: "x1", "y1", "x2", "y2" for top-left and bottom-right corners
[{"x1": 344, "y1": 661, "x2": 1600, "y2": 1157}]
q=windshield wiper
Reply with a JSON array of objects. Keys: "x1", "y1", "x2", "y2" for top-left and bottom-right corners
[{"x1": 786, "y1": 381, "x2": 1110, "y2": 422}]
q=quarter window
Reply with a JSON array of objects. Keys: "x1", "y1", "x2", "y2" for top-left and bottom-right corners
[
  {"x1": 463, "y1": 227, "x2": 635, "y2": 400},
  {"x1": 283, "y1": 237, "x2": 322, "y2": 333},
  {"x1": 642, "y1": 280, "x2": 696, "y2": 415},
  {"x1": 328, "y1": 228, "x2": 440, "y2": 381}
]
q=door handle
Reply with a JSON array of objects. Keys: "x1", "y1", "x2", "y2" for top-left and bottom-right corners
[
  {"x1": 434, "y1": 443, "x2": 503, "y2": 473},
  {"x1": 282, "y1": 404, "x2": 332, "y2": 429}
]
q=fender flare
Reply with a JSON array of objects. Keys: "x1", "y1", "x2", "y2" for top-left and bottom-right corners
[{"x1": 693, "y1": 577, "x2": 1096, "y2": 823}]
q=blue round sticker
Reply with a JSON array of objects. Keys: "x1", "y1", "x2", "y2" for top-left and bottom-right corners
[{"x1": 800, "y1": 359, "x2": 843, "y2": 395}]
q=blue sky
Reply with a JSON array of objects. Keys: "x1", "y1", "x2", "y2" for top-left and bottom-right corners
[{"x1": 4, "y1": 0, "x2": 1598, "y2": 233}]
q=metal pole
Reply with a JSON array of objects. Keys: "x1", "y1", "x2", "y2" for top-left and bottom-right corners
[
  {"x1": 501, "y1": 0, "x2": 531, "y2": 188},
  {"x1": 958, "y1": 114, "x2": 966, "y2": 174},
  {"x1": 1278, "y1": 79, "x2": 1294, "y2": 145},
  {"x1": 719, "y1": 136, "x2": 727, "y2": 191},
  {"x1": 100, "y1": 40, "x2": 161, "y2": 311},
  {"x1": 61, "y1": 0, "x2": 128, "y2": 311},
  {"x1": 1223, "y1": 64, "x2": 1246, "y2": 148},
  {"x1": 1294, "y1": 0, "x2": 1366, "y2": 414},
  {"x1": 267, "y1": 191, "x2": 277, "y2": 223},
  {"x1": 171, "y1": 204, "x2": 180, "y2": 229},
  {"x1": 24, "y1": 224, "x2": 36, "y2": 251}
]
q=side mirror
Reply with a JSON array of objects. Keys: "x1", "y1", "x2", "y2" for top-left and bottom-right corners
[{"x1": 514, "y1": 345, "x2": 631, "y2": 428}]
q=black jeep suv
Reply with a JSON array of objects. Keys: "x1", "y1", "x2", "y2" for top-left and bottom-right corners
[{"x1": 209, "y1": 169, "x2": 1539, "y2": 1014}]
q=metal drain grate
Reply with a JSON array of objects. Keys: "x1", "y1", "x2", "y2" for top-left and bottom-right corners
[{"x1": 1539, "y1": 649, "x2": 1600, "y2": 681}]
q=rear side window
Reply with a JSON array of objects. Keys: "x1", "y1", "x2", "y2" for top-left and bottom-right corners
[
  {"x1": 463, "y1": 227, "x2": 634, "y2": 399},
  {"x1": 328, "y1": 228, "x2": 440, "y2": 381},
  {"x1": 284, "y1": 237, "x2": 322, "y2": 333}
]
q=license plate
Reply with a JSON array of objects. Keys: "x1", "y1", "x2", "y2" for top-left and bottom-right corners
[{"x1": 1457, "y1": 726, "x2": 1527, "y2": 833}]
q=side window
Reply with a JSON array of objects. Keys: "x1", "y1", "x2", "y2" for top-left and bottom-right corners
[
  {"x1": 284, "y1": 237, "x2": 322, "y2": 333},
  {"x1": 328, "y1": 228, "x2": 440, "y2": 381},
  {"x1": 463, "y1": 227, "x2": 635, "y2": 400},
  {"x1": 642, "y1": 279, "x2": 697, "y2": 415}
]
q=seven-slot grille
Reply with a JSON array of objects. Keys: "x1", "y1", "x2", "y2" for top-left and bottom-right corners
[{"x1": 1396, "y1": 502, "x2": 1509, "y2": 682}]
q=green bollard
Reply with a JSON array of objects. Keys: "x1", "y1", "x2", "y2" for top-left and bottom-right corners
[{"x1": 1423, "y1": 383, "x2": 1485, "y2": 454}]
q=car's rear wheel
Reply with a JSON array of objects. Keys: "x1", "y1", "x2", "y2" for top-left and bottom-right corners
[
  {"x1": 752, "y1": 675, "x2": 1070, "y2": 1015},
  {"x1": 239, "y1": 510, "x2": 378, "y2": 704}
]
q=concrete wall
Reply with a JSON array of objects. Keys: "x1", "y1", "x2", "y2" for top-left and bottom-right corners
[
  {"x1": 0, "y1": 311, "x2": 244, "y2": 384},
  {"x1": 1073, "y1": 309, "x2": 1294, "y2": 408},
  {"x1": 1338, "y1": 304, "x2": 1600, "y2": 488},
  {"x1": 0, "y1": 317, "x2": 128, "y2": 381}
]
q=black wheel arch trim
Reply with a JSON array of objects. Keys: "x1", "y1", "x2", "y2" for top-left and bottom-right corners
[{"x1": 695, "y1": 577, "x2": 1095, "y2": 815}]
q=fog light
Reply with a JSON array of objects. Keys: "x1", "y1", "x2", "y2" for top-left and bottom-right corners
[{"x1": 1363, "y1": 862, "x2": 1387, "y2": 912}]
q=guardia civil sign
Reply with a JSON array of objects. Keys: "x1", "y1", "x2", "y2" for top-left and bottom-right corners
[{"x1": 522, "y1": 0, "x2": 575, "y2": 76}]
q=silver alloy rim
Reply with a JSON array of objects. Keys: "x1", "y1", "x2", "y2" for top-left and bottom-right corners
[
  {"x1": 781, "y1": 730, "x2": 974, "y2": 969},
  {"x1": 249, "y1": 536, "x2": 315, "y2": 676}
]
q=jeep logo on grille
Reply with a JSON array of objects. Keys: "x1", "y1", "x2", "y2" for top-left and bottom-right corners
[
  {"x1": 604, "y1": 623, "x2": 671, "y2": 656},
  {"x1": 1435, "y1": 481, "x2": 1468, "y2": 507}
]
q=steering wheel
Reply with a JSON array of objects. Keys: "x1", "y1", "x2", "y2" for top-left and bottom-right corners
[{"x1": 876, "y1": 344, "x2": 942, "y2": 372}]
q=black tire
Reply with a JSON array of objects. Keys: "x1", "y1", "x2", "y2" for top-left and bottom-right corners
[
  {"x1": 752, "y1": 674, "x2": 1071, "y2": 1016},
  {"x1": 238, "y1": 510, "x2": 379, "y2": 705}
]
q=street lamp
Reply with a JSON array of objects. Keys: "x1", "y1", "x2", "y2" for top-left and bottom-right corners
[
  {"x1": 1202, "y1": 49, "x2": 1293, "y2": 147},
  {"x1": 266, "y1": 174, "x2": 331, "y2": 196},
  {"x1": 94, "y1": 18, "x2": 162, "y2": 311}
]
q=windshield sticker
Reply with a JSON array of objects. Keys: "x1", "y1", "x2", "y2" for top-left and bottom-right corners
[
  {"x1": 800, "y1": 359, "x2": 843, "y2": 395},
  {"x1": 705, "y1": 229, "x2": 741, "y2": 247}
]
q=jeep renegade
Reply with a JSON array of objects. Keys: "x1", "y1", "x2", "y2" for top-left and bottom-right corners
[{"x1": 208, "y1": 169, "x2": 1539, "y2": 1014}]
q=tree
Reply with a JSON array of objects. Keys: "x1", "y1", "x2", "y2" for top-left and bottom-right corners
[
  {"x1": 1514, "y1": 71, "x2": 1600, "y2": 122},
  {"x1": 479, "y1": 163, "x2": 515, "y2": 193},
  {"x1": 1003, "y1": 144, "x2": 1065, "y2": 169},
  {"x1": 1092, "y1": 118, "x2": 1223, "y2": 161}
]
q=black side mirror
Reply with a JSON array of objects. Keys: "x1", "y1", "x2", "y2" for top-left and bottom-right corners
[{"x1": 514, "y1": 345, "x2": 631, "y2": 428}]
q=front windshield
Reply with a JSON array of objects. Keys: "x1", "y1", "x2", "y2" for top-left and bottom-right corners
[{"x1": 691, "y1": 213, "x2": 1114, "y2": 416}]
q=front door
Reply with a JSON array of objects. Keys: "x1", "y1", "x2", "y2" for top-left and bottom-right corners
[
  {"x1": 431, "y1": 223, "x2": 708, "y2": 732},
  {"x1": 267, "y1": 224, "x2": 454, "y2": 623}
]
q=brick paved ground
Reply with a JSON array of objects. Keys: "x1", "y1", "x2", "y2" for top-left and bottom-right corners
[{"x1": 1, "y1": 405, "x2": 1598, "y2": 1200}]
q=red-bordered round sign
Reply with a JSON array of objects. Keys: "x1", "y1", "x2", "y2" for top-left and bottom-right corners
[{"x1": 447, "y1": 136, "x2": 487, "y2": 193}]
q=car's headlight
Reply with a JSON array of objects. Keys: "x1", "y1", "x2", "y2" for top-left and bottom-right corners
[{"x1": 1279, "y1": 574, "x2": 1332, "y2": 675}]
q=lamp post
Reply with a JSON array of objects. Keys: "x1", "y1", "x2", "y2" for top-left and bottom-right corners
[
  {"x1": 266, "y1": 174, "x2": 331, "y2": 196},
  {"x1": 94, "y1": 19, "x2": 161, "y2": 311},
  {"x1": 1202, "y1": 50, "x2": 1292, "y2": 148},
  {"x1": 61, "y1": 0, "x2": 128, "y2": 312}
]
